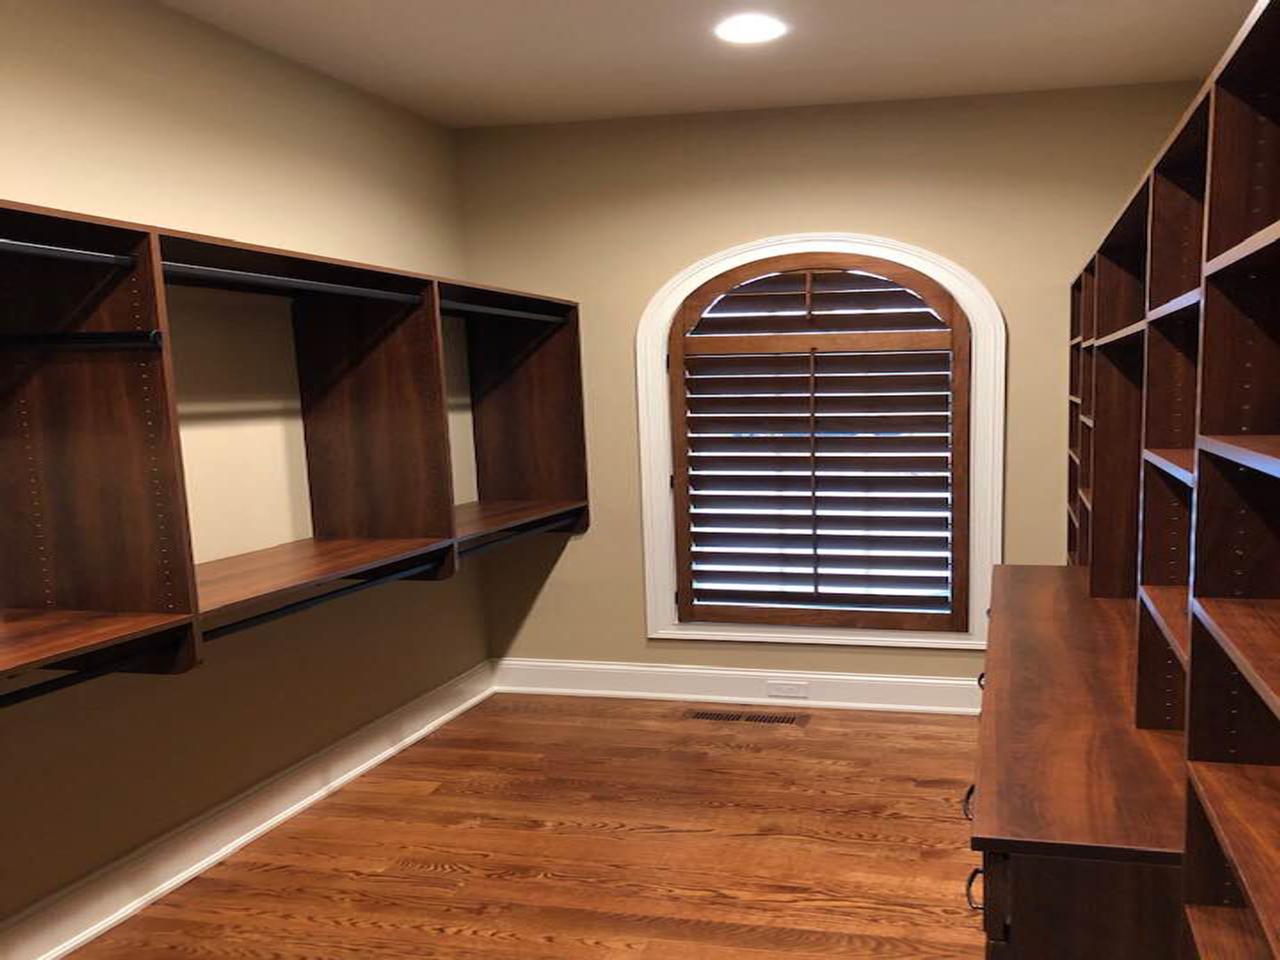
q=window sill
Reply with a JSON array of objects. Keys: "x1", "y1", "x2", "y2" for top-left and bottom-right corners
[{"x1": 649, "y1": 622, "x2": 986, "y2": 650}]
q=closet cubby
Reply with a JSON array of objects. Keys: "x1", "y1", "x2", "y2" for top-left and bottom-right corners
[
  {"x1": 1136, "y1": 464, "x2": 1192, "y2": 719},
  {"x1": 1089, "y1": 338, "x2": 1145, "y2": 597},
  {"x1": 1144, "y1": 297, "x2": 1200, "y2": 480},
  {"x1": 1200, "y1": 244, "x2": 1280, "y2": 483},
  {"x1": 1184, "y1": 782, "x2": 1271, "y2": 958},
  {"x1": 1, "y1": 207, "x2": 197, "y2": 699},
  {"x1": 1080, "y1": 348, "x2": 1095, "y2": 420},
  {"x1": 1094, "y1": 188, "x2": 1149, "y2": 341},
  {"x1": 1193, "y1": 451, "x2": 1280, "y2": 601},
  {"x1": 1149, "y1": 99, "x2": 1209, "y2": 311},
  {"x1": 160, "y1": 236, "x2": 457, "y2": 636},
  {"x1": 1136, "y1": 601, "x2": 1186, "y2": 730},
  {"x1": 1206, "y1": 3, "x2": 1280, "y2": 264},
  {"x1": 0, "y1": 200, "x2": 589, "y2": 703},
  {"x1": 439, "y1": 282, "x2": 589, "y2": 554}
]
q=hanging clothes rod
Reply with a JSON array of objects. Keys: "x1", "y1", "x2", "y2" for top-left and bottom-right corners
[
  {"x1": 439, "y1": 299, "x2": 566, "y2": 324},
  {"x1": 3, "y1": 330, "x2": 162, "y2": 349},
  {"x1": 162, "y1": 261, "x2": 424, "y2": 305},
  {"x1": 0, "y1": 237, "x2": 136, "y2": 268}
]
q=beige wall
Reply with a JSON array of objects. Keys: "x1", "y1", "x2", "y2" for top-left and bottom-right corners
[
  {"x1": 0, "y1": 0, "x2": 485, "y2": 920},
  {"x1": 459, "y1": 84, "x2": 1194, "y2": 677}
]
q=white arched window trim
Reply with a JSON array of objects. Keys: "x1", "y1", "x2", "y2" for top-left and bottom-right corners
[{"x1": 637, "y1": 233, "x2": 1006, "y2": 650}]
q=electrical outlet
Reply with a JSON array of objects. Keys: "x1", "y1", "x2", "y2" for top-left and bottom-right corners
[{"x1": 766, "y1": 679, "x2": 810, "y2": 699}]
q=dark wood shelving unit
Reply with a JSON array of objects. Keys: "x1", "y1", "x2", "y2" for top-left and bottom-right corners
[
  {"x1": 0, "y1": 199, "x2": 590, "y2": 703},
  {"x1": 999, "y1": 6, "x2": 1280, "y2": 957}
]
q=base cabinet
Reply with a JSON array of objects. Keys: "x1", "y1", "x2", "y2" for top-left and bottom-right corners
[{"x1": 979, "y1": 851, "x2": 1181, "y2": 959}]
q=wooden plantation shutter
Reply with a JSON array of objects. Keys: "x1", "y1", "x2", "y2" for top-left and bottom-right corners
[{"x1": 669, "y1": 253, "x2": 970, "y2": 632}]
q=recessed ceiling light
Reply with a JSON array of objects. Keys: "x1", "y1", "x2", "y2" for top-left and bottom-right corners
[{"x1": 714, "y1": 12, "x2": 789, "y2": 45}]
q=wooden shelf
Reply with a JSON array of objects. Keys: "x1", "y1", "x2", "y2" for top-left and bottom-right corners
[
  {"x1": 454, "y1": 499, "x2": 588, "y2": 554},
  {"x1": 1144, "y1": 447, "x2": 1196, "y2": 486},
  {"x1": 1067, "y1": 502, "x2": 1079, "y2": 526},
  {"x1": 1185, "y1": 905, "x2": 1270, "y2": 959},
  {"x1": 1068, "y1": 394, "x2": 1082, "y2": 404},
  {"x1": 1147, "y1": 288, "x2": 1202, "y2": 324},
  {"x1": 1079, "y1": 486, "x2": 1093, "y2": 510},
  {"x1": 1188, "y1": 761, "x2": 1280, "y2": 955},
  {"x1": 1094, "y1": 318, "x2": 1146, "y2": 347},
  {"x1": 1068, "y1": 447, "x2": 1080, "y2": 463},
  {"x1": 1081, "y1": 414, "x2": 1095, "y2": 428},
  {"x1": 973, "y1": 566, "x2": 1185, "y2": 863},
  {"x1": 1198, "y1": 435, "x2": 1280, "y2": 481},
  {"x1": 1193, "y1": 597, "x2": 1280, "y2": 719},
  {"x1": 1139, "y1": 585, "x2": 1190, "y2": 666},
  {"x1": 1205, "y1": 219, "x2": 1280, "y2": 279},
  {"x1": 0, "y1": 609, "x2": 191, "y2": 676},
  {"x1": 196, "y1": 537, "x2": 452, "y2": 632}
]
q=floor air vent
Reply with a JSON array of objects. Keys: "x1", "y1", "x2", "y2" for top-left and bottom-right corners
[{"x1": 684, "y1": 709, "x2": 806, "y2": 725}]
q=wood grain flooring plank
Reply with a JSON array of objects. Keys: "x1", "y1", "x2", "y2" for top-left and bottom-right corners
[{"x1": 73, "y1": 695, "x2": 983, "y2": 959}]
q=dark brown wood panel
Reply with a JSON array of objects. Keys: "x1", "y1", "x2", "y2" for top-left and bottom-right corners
[
  {"x1": 467, "y1": 314, "x2": 588, "y2": 505},
  {"x1": 1089, "y1": 339, "x2": 1145, "y2": 597},
  {"x1": 71, "y1": 695, "x2": 984, "y2": 959},
  {"x1": 196, "y1": 537, "x2": 451, "y2": 630},
  {"x1": 972, "y1": 566, "x2": 1184, "y2": 862},
  {"x1": 293, "y1": 287, "x2": 453, "y2": 541},
  {"x1": 0, "y1": 609, "x2": 191, "y2": 675},
  {"x1": 1001, "y1": 854, "x2": 1181, "y2": 960}
]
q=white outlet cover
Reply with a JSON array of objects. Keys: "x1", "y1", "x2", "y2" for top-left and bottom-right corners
[{"x1": 766, "y1": 680, "x2": 811, "y2": 699}]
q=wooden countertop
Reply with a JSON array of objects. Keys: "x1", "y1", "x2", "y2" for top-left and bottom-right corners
[{"x1": 972, "y1": 565, "x2": 1185, "y2": 863}]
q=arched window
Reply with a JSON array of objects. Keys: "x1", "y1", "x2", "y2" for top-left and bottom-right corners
[{"x1": 667, "y1": 253, "x2": 970, "y2": 632}]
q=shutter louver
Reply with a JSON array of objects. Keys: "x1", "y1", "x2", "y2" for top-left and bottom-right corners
[{"x1": 671, "y1": 264, "x2": 969, "y2": 631}]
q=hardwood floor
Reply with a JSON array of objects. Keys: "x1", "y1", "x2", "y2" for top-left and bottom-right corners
[{"x1": 74, "y1": 695, "x2": 983, "y2": 959}]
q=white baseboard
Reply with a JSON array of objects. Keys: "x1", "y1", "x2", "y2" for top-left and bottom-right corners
[
  {"x1": 492, "y1": 657, "x2": 981, "y2": 715},
  {"x1": 0, "y1": 660, "x2": 497, "y2": 960},
  {"x1": 1, "y1": 655, "x2": 978, "y2": 960}
]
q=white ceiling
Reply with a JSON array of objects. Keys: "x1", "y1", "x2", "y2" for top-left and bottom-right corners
[{"x1": 162, "y1": 0, "x2": 1254, "y2": 128}]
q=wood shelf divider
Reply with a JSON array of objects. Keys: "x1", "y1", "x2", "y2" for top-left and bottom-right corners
[
  {"x1": 1141, "y1": 585, "x2": 1191, "y2": 666},
  {"x1": 1144, "y1": 448, "x2": 1196, "y2": 486},
  {"x1": 1188, "y1": 762, "x2": 1280, "y2": 955},
  {"x1": 1198, "y1": 435, "x2": 1280, "y2": 481}
]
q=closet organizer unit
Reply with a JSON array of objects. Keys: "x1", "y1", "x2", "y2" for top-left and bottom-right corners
[
  {"x1": 974, "y1": 2, "x2": 1280, "y2": 957},
  {"x1": 0, "y1": 201, "x2": 588, "y2": 707}
]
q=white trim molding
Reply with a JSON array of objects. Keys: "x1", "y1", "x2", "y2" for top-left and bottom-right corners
[
  {"x1": 0, "y1": 655, "x2": 977, "y2": 960},
  {"x1": 636, "y1": 233, "x2": 1007, "y2": 650},
  {"x1": 492, "y1": 657, "x2": 980, "y2": 715}
]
